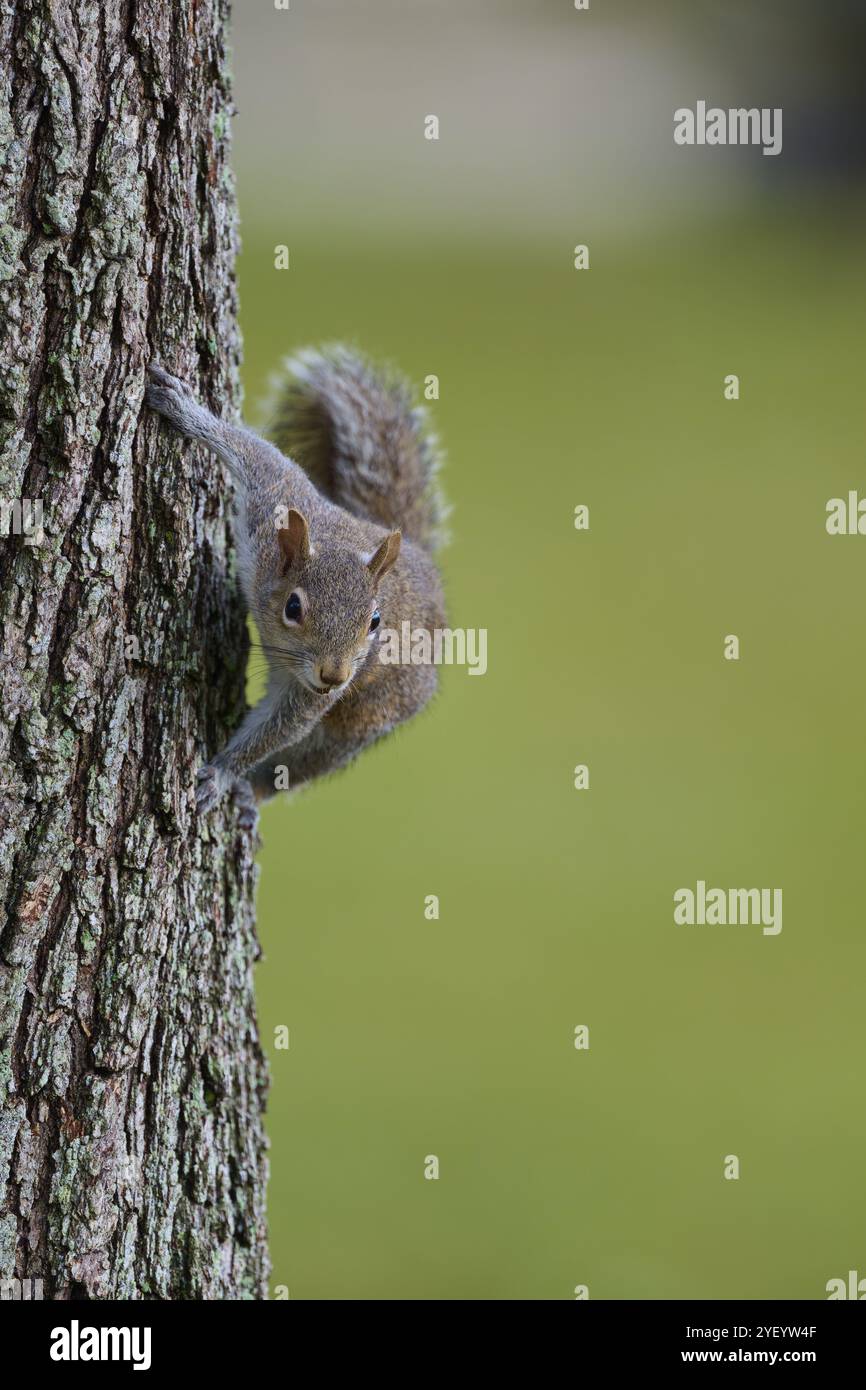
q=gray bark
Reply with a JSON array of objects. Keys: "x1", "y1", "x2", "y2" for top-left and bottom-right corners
[{"x1": 0, "y1": 0, "x2": 269, "y2": 1299}]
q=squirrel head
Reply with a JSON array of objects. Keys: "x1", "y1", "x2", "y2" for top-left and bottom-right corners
[{"x1": 261, "y1": 508, "x2": 401, "y2": 696}]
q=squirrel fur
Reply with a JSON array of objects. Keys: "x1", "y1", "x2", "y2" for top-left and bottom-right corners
[{"x1": 145, "y1": 349, "x2": 447, "y2": 817}]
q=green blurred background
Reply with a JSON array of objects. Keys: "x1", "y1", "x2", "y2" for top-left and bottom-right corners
[{"x1": 230, "y1": 1, "x2": 866, "y2": 1298}]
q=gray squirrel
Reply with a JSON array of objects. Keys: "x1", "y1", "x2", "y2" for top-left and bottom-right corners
[{"x1": 145, "y1": 349, "x2": 447, "y2": 816}]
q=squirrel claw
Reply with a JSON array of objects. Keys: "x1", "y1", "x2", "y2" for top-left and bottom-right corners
[
  {"x1": 195, "y1": 765, "x2": 257, "y2": 832},
  {"x1": 145, "y1": 362, "x2": 197, "y2": 422},
  {"x1": 147, "y1": 361, "x2": 189, "y2": 392},
  {"x1": 195, "y1": 763, "x2": 224, "y2": 815}
]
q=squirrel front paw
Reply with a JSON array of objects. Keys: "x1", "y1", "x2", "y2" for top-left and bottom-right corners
[
  {"x1": 195, "y1": 764, "x2": 258, "y2": 832},
  {"x1": 145, "y1": 362, "x2": 200, "y2": 432},
  {"x1": 195, "y1": 762, "x2": 230, "y2": 814}
]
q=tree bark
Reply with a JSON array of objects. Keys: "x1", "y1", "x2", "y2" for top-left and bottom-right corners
[{"x1": 0, "y1": 0, "x2": 269, "y2": 1299}]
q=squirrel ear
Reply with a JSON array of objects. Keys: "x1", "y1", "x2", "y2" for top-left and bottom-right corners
[
  {"x1": 278, "y1": 508, "x2": 310, "y2": 575},
  {"x1": 365, "y1": 530, "x2": 401, "y2": 582}
]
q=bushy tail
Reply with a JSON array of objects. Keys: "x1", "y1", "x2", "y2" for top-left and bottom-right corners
[{"x1": 263, "y1": 345, "x2": 447, "y2": 550}]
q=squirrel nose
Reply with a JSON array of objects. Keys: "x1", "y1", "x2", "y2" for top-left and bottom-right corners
[{"x1": 319, "y1": 664, "x2": 349, "y2": 688}]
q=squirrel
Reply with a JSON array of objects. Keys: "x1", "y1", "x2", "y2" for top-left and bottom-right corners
[{"x1": 145, "y1": 347, "x2": 447, "y2": 817}]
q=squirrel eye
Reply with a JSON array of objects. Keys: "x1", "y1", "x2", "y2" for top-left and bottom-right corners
[
  {"x1": 284, "y1": 592, "x2": 303, "y2": 624},
  {"x1": 369, "y1": 609, "x2": 381, "y2": 633}
]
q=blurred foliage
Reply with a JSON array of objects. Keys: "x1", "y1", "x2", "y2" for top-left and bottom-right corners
[{"x1": 236, "y1": 202, "x2": 866, "y2": 1298}]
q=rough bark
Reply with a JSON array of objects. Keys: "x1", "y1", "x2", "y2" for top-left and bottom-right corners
[{"x1": 0, "y1": 0, "x2": 269, "y2": 1299}]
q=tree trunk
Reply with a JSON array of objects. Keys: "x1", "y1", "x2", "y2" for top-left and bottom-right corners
[{"x1": 0, "y1": 0, "x2": 269, "y2": 1299}]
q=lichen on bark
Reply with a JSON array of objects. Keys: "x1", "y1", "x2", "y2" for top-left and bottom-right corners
[{"x1": 0, "y1": 0, "x2": 268, "y2": 1299}]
